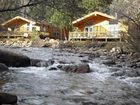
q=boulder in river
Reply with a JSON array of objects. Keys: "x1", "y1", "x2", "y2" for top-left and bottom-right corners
[
  {"x1": 30, "y1": 59, "x2": 54, "y2": 67},
  {"x1": 136, "y1": 62, "x2": 140, "y2": 68},
  {"x1": 125, "y1": 69, "x2": 140, "y2": 77},
  {"x1": 62, "y1": 64, "x2": 91, "y2": 73},
  {"x1": 0, "y1": 93, "x2": 17, "y2": 105},
  {"x1": 0, "y1": 63, "x2": 9, "y2": 71},
  {"x1": 0, "y1": 48, "x2": 30, "y2": 67},
  {"x1": 102, "y1": 60, "x2": 116, "y2": 66}
]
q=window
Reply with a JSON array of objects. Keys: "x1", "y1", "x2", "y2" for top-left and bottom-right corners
[
  {"x1": 26, "y1": 27, "x2": 30, "y2": 31},
  {"x1": 26, "y1": 23, "x2": 30, "y2": 31}
]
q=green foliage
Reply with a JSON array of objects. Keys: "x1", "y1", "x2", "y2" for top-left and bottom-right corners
[
  {"x1": 82, "y1": 0, "x2": 100, "y2": 13},
  {"x1": 0, "y1": 0, "x2": 113, "y2": 31},
  {"x1": 50, "y1": 9, "x2": 71, "y2": 28},
  {"x1": 82, "y1": 0, "x2": 113, "y2": 13},
  {"x1": 31, "y1": 29, "x2": 37, "y2": 41}
]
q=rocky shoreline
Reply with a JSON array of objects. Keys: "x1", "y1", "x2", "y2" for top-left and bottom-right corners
[{"x1": 0, "y1": 38, "x2": 31, "y2": 47}]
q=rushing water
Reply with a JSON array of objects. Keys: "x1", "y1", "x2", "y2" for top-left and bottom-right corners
[{"x1": 0, "y1": 47, "x2": 140, "y2": 105}]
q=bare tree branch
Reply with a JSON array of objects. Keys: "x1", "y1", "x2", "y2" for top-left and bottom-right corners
[{"x1": 0, "y1": 0, "x2": 45, "y2": 12}]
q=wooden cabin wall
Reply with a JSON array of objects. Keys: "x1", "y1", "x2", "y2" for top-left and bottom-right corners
[{"x1": 74, "y1": 15, "x2": 110, "y2": 31}]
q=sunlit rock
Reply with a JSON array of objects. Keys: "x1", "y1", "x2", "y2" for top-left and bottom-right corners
[
  {"x1": 30, "y1": 59, "x2": 54, "y2": 67},
  {"x1": 102, "y1": 60, "x2": 116, "y2": 66},
  {"x1": 110, "y1": 47, "x2": 122, "y2": 53}
]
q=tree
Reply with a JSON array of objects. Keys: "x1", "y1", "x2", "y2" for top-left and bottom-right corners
[
  {"x1": 0, "y1": 0, "x2": 113, "y2": 40},
  {"x1": 0, "y1": 0, "x2": 46, "y2": 23},
  {"x1": 82, "y1": 0, "x2": 113, "y2": 13},
  {"x1": 110, "y1": 0, "x2": 140, "y2": 52},
  {"x1": 28, "y1": 0, "x2": 85, "y2": 40},
  {"x1": 0, "y1": 0, "x2": 44, "y2": 12}
]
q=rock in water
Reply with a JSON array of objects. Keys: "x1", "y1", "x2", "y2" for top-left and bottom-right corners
[
  {"x1": 102, "y1": 60, "x2": 116, "y2": 66},
  {"x1": 62, "y1": 64, "x2": 91, "y2": 73},
  {"x1": 0, "y1": 93, "x2": 17, "y2": 105},
  {"x1": 0, "y1": 63, "x2": 9, "y2": 71},
  {"x1": 0, "y1": 48, "x2": 30, "y2": 67},
  {"x1": 30, "y1": 59, "x2": 54, "y2": 67}
]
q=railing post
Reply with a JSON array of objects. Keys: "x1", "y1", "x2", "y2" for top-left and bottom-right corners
[{"x1": 119, "y1": 32, "x2": 122, "y2": 42}]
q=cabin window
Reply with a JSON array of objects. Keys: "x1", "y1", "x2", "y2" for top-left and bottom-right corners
[
  {"x1": 84, "y1": 26, "x2": 93, "y2": 37},
  {"x1": 26, "y1": 23, "x2": 30, "y2": 31},
  {"x1": 84, "y1": 26, "x2": 92, "y2": 32},
  {"x1": 54, "y1": 32, "x2": 59, "y2": 36},
  {"x1": 26, "y1": 27, "x2": 30, "y2": 31},
  {"x1": 109, "y1": 25, "x2": 118, "y2": 31},
  {"x1": 108, "y1": 25, "x2": 119, "y2": 37}
]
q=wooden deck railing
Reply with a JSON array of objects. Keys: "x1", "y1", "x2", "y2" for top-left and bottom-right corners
[
  {"x1": 69, "y1": 31, "x2": 121, "y2": 41},
  {"x1": 0, "y1": 31, "x2": 38, "y2": 38}
]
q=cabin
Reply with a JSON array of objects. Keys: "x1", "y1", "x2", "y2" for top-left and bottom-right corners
[
  {"x1": 1, "y1": 16, "x2": 41, "y2": 37},
  {"x1": 1, "y1": 16, "x2": 62, "y2": 39},
  {"x1": 69, "y1": 11, "x2": 128, "y2": 41}
]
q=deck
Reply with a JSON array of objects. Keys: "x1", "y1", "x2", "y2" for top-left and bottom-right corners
[
  {"x1": 0, "y1": 31, "x2": 38, "y2": 38},
  {"x1": 0, "y1": 32, "x2": 26, "y2": 38},
  {"x1": 69, "y1": 32, "x2": 122, "y2": 42}
]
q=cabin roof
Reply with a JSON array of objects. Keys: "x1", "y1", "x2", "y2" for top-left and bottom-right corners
[
  {"x1": 72, "y1": 11, "x2": 115, "y2": 27},
  {"x1": 1, "y1": 16, "x2": 50, "y2": 28},
  {"x1": 1, "y1": 16, "x2": 36, "y2": 27}
]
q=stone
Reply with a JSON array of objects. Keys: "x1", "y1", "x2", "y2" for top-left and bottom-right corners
[
  {"x1": 136, "y1": 69, "x2": 140, "y2": 76},
  {"x1": 44, "y1": 39, "x2": 59, "y2": 48},
  {"x1": 80, "y1": 60, "x2": 90, "y2": 63},
  {"x1": 136, "y1": 62, "x2": 140, "y2": 68},
  {"x1": 109, "y1": 67, "x2": 120, "y2": 72},
  {"x1": 111, "y1": 71, "x2": 125, "y2": 77},
  {"x1": 57, "y1": 65, "x2": 63, "y2": 69},
  {"x1": 43, "y1": 42, "x2": 52, "y2": 47},
  {"x1": 110, "y1": 47, "x2": 123, "y2": 54},
  {"x1": 62, "y1": 64, "x2": 91, "y2": 73},
  {"x1": 0, "y1": 93, "x2": 17, "y2": 105},
  {"x1": 49, "y1": 67, "x2": 58, "y2": 71},
  {"x1": 30, "y1": 59, "x2": 54, "y2": 67},
  {"x1": 0, "y1": 48, "x2": 30, "y2": 67},
  {"x1": 125, "y1": 70, "x2": 139, "y2": 77},
  {"x1": 0, "y1": 63, "x2": 9, "y2": 71},
  {"x1": 102, "y1": 60, "x2": 116, "y2": 66},
  {"x1": 127, "y1": 62, "x2": 137, "y2": 68},
  {"x1": 82, "y1": 102, "x2": 98, "y2": 105},
  {"x1": 49, "y1": 39, "x2": 59, "y2": 48}
]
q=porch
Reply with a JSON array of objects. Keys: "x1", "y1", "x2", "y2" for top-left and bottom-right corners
[
  {"x1": 69, "y1": 31, "x2": 122, "y2": 42},
  {"x1": 0, "y1": 31, "x2": 38, "y2": 38}
]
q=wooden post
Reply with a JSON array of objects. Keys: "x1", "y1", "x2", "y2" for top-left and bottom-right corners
[
  {"x1": 120, "y1": 37, "x2": 122, "y2": 42},
  {"x1": 105, "y1": 37, "x2": 107, "y2": 42}
]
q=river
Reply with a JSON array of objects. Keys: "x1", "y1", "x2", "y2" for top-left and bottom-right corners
[{"x1": 0, "y1": 47, "x2": 140, "y2": 105}]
